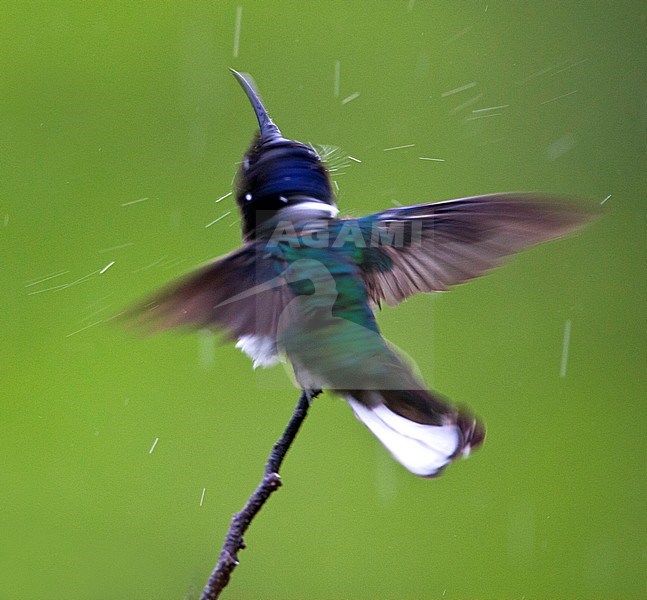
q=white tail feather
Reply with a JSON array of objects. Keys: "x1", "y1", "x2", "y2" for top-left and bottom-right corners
[{"x1": 347, "y1": 395, "x2": 460, "y2": 477}]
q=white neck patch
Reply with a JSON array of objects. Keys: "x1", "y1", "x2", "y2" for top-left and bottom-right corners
[{"x1": 282, "y1": 200, "x2": 339, "y2": 218}]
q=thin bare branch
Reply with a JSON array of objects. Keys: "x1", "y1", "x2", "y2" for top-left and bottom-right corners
[{"x1": 200, "y1": 388, "x2": 321, "y2": 599}]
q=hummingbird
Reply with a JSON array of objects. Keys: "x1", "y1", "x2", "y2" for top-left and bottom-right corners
[{"x1": 128, "y1": 69, "x2": 593, "y2": 477}]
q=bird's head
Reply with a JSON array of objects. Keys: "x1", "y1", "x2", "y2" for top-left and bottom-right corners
[{"x1": 230, "y1": 70, "x2": 336, "y2": 238}]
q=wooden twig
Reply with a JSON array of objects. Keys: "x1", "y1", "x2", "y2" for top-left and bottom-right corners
[{"x1": 200, "y1": 388, "x2": 321, "y2": 600}]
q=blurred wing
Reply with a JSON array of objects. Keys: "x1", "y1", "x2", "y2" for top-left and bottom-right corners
[
  {"x1": 357, "y1": 193, "x2": 595, "y2": 307},
  {"x1": 124, "y1": 242, "x2": 293, "y2": 342}
]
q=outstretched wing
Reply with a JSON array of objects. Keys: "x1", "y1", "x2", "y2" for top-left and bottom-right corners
[
  {"x1": 356, "y1": 193, "x2": 595, "y2": 307},
  {"x1": 123, "y1": 242, "x2": 293, "y2": 343}
]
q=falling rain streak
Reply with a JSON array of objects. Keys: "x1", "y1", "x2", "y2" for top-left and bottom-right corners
[
  {"x1": 132, "y1": 256, "x2": 167, "y2": 273},
  {"x1": 441, "y1": 82, "x2": 477, "y2": 97},
  {"x1": 79, "y1": 301, "x2": 114, "y2": 324},
  {"x1": 444, "y1": 26, "x2": 472, "y2": 45},
  {"x1": 384, "y1": 144, "x2": 415, "y2": 152},
  {"x1": 66, "y1": 319, "x2": 104, "y2": 338},
  {"x1": 66, "y1": 311, "x2": 121, "y2": 338},
  {"x1": 25, "y1": 270, "x2": 70, "y2": 288},
  {"x1": 121, "y1": 197, "x2": 149, "y2": 207},
  {"x1": 551, "y1": 58, "x2": 589, "y2": 75},
  {"x1": 472, "y1": 104, "x2": 509, "y2": 113},
  {"x1": 560, "y1": 320, "x2": 572, "y2": 378},
  {"x1": 383, "y1": 144, "x2": 415, "y2": 152},
  {"x1": 449, "y1": 93, "x2": 483, "y2": 115},
  {"x1": 99, "y1": 261, "x2": 115, "y2": 274},
  {"x1": 540, "y1": 90, "x2": 578, "y2": 105},
  {"x1": 215, "y1": 191, "x2": 232, "y2": 203},
  {"x1": 161, "y1": 257, "x2": 187, "y2": 271},
  {"x1": 517, "y1": 65, "x2": 555, "y2": 85},
  {"x1": 341, "y1": 92, "x2": 360, "y2": 105},
  {"x1": 205, "y1": 211, "x2": 231, "y2": 228},
  {"x1": 233, "y1": 6, "x2": 242, "y2": 58},
  {"x1": 518, "y1": 58, "x2": 589, "y2": 85},
  {"x1": 53, "y1": 269, "x2": 98, "y2": 288},
  {"x1": 199, "y1": 330, "x2": 216, "y2": 368},
  {"x1": 333, "y1": 60, "x2": 340, "y2": 98},
  {"x1": 27, "y1": 269, "x2": 100, "y2": 295},
  {"x1": 466, "y1": 112, "x2": 502, "y2": 121},
  {"x1": 98, "y1": 242, "x2": 134, "y2": 253},
  {"x1": 149, "y1": 437, "x2": 159, "y2": 454}
]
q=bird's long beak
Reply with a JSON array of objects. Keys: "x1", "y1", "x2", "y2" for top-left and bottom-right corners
[{"x1": 230, "y1": 69, "x2": 284, "y2": 143}]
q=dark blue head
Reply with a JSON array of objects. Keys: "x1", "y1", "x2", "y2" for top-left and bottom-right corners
[{"x1": 230, "y1": 70, "x2": 336, "y2": 238}]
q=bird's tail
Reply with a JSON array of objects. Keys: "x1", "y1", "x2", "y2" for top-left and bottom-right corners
[{"x1": 345, "y1": 388, "x2": 485, "y2": 477}]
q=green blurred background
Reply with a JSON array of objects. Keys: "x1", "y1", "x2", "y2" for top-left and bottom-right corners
[{"x1": 1, "y1": 2, "x2": 645, "y2": 598}]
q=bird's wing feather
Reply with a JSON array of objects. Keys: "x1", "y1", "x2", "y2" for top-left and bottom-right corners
[
  {"x1": 123, "y1": 242, "x2": 293, "y2": 341},
  {"x1": 356, "y1": 193, "x2": 595, "y2": 307}
]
